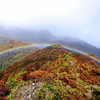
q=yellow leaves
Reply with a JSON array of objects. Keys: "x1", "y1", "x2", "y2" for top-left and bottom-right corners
[
  {"x1": 62, "y1": 72, "x2": 68, "y2": 76},
  {"x1": 71, "y1": 68, "x2": 75, "y2": 72},
  {"x1": 58, "y1": 72, "x2": 68, "y2": 80}
]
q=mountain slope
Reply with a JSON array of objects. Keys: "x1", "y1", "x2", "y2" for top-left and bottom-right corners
[
  {"x1": 0, "y1": 36, "x2": 10, "y2": 45},
  {"x1": 0, "y1": 39, "x2": 31, "y2": 52},
  {"x1": 51, "y1": 37, "x2": 100, "y2": 59},
  {"x1": 0, "y1": 45, "x2": 100, "y2": 100},
  {"x1": 0, "y1": 39, "x2": 39, "y2": 71}
]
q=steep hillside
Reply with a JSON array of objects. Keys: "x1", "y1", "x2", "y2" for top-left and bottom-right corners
[
  {"x1": 0, "y1": 39, "x2": 39, "y2": 71},
  {"x1": 0, "y1": 36, "x2": 10, "y2": 45},
  {"x1": 0, "y1": 45, "x2": 100, "y2": 100}
]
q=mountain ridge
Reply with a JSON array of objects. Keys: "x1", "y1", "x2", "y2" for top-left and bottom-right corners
[
  {"x1": 0, "y1": 39, "x2": 39, "y2": 71},
  {"x1": 0, "y1": 36, "x2": 10, "y2": 45},
  {"x1": 0, "y1": 45, "x2": 100, "y2": 100},
  {"x1": 0, "y1": 27, "x2": 100, "y2": 58}
]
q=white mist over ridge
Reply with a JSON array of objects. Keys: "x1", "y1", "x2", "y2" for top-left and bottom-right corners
[{"x1": 0, "y1": 0, "x2": 100, "y2": 48}]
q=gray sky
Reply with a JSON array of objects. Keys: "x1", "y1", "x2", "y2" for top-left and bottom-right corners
[{"x1": 0, "y1": 0, "x2": 100, "y2": 48}]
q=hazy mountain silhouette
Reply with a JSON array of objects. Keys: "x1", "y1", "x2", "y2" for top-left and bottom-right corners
[{"x1": 0, "y1": 26, "x2": 100, "y2": 58}]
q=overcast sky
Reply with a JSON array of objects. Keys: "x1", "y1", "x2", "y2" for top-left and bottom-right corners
[{"x1": 0, "y1": 0, "x2": 100, "y2": 48}]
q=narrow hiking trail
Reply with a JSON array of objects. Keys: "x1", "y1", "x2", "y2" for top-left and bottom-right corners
[
  {"x1": 14, "y1": 82, "x2": 49, "y2": 100},
  {"x1": 14, "y1": 79, "x2": 100, "y2": 100},
  {"x1": 85, "y1": 85, "x2": 100, "y2": 98},
  {"x1": 75, "y1": 73, "x2": 100, "y2": 98}
]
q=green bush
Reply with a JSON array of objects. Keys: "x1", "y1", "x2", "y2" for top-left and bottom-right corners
[
  {"x1": 17, "y1": 71, "x2": 27, "y2": 77},
  {"x1": 7, "y1": 80, "x2": 27, "y2": 100},
  {"x1": 65, "y1": 65, "x2": 69, "y2": 68},
  {"x1": 91, "y1": 88, "x2": 100, "y2": 100},
  {"x1": 43, "y1": 83, "x2": 68, "y2": 100},
  {"x1": 43, "y1": 84, "x2": 48, "y2": 89},
  {"x1": 6, "y1": 75, "x2": 17, "y2": 90},
  {"x1": 32, "y1": 68, "x2": 36, "y2": 71},
  {"x1": 63, "y1": 54, "x2": 71, "y2": 61},
  {"x1": 35, "y1": 88, "x2": 46, "y2": 100},
  {"x1": 6, "y1": 71, "x2": 27, "y2": 90},
  {"x1": 72, "y1": 53, "x2": 77, "y2": 55},
  {"x1": 79, "y1": 80, "x2": 85, "y2": 86},
  {"x1": 54, "y1": 52, "x2": 59, "y2": 56}
]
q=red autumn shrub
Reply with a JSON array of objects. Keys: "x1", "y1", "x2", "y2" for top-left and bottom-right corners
[
  {"x1": 65, "y1": 68, "x2": 70, "y2": 73},
  {"x1": 22, "y1": 73, "x2": 29, "y2": 81},
  {"x1": 62, "y1": 77, "x2": 69, "y2": 84},
  {"x1": 0, "y1": 84, "x2": 10, "y2": 99},
  {"x1": 48, "y1": 67, "x2": 54, "y2": 73},
  {"x1": 69, "y1": 80, "x2": 77, "y2": 88},
  {"x1": 59, "y1": 68, "x2": 64, "y2": 73},
  {"x1": 0, "y1": 97, "x2": 7, "y2": 100},
  {"x1": 62, "y1": 77, "x2": 77, "y2": 88}
]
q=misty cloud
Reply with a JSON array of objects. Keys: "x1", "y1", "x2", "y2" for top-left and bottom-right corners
[{"x1": 0, "y1": 0, "x2": 100, "y2": 48}]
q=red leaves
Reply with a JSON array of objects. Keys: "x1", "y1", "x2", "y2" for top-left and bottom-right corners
[
  {"x1": 91, "y1": 69, "x2": 97, "y2": 75},
  {"x1": 69, "y1": 80, "x2": 77, "y2": 88},
  {"x1": 62, "y1": 77, "x2": 69, "y2": 85},
  {"x1": 0, "y1": 97, "x2": 7, "y2": 100},
  {"x1": 22, "y1": 73, "x2": 29, "y2": 81},
  {"x1": 59, "y1": 68, "x2": 70, "y2": 74},
  {"x1": 62, "y1": 77, "x2": 77, "y2": 88},
  {"x1": 0, "y1": 83, "x2": 10, "y2": 99},
  {"x1": 65, "y1": 68, "x2": 70, "y2": 73},
  {"x1": 59, "y1": 68, "x2": 64, "y2": 73},
  {"x1": 26, "y1": 65, "x2": 33, "y2": 71},
  {"x1": 35, "y1": 64, "x2": 40, "y2": 70},
  {"x1": 80, "y1": 71, "x2": 100, "y2": 85}
]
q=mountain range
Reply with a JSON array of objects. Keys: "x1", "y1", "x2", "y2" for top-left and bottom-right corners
[
  {"x1": 0, "y1": 27, "x2": 100, "y2": 59},
  {"x1": 0, "y1": 27, "x2": 100, "y2": 99}
]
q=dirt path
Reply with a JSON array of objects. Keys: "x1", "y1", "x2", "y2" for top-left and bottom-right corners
[
  {"x1": 85, "y1": 85, "x2": 100, "y2": 98},
  {"x1": 14, "y1": 82, "x2": 48, "y2": 100}
]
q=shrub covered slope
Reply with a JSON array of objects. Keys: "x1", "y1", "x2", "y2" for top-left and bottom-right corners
[
  {"x1": 0, "y1": 39, "x2": 39, "y2": 71},
  {"x1": 0, "y1": 45, "x2": 100, "y2": 100}
]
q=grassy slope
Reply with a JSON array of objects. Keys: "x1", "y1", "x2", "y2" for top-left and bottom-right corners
[{"x1": 0, "y1": 45, "x2": 100, "y2": 100}]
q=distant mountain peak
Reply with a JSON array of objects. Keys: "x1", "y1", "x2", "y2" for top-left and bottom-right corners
[
  {"x1": 7, "y1": 39, "x2": 21, "y2": 43},
  {"x1": 0, "y1": 39, "x2": 33, "y2": 53},
  {"x1": 50, "y1": 44, "x2": 64, "y2": 48}
]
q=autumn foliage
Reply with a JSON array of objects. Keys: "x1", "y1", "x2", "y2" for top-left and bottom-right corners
[
  {"x1": 62, "y1": 77, "x2": 77, "y2": 88},
  {"x1": 0, "y1": 45, "x2": 100, "y2": 100},
  {"x1": 0, "y1": 83, "x2": 10, "y2": 99}
]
